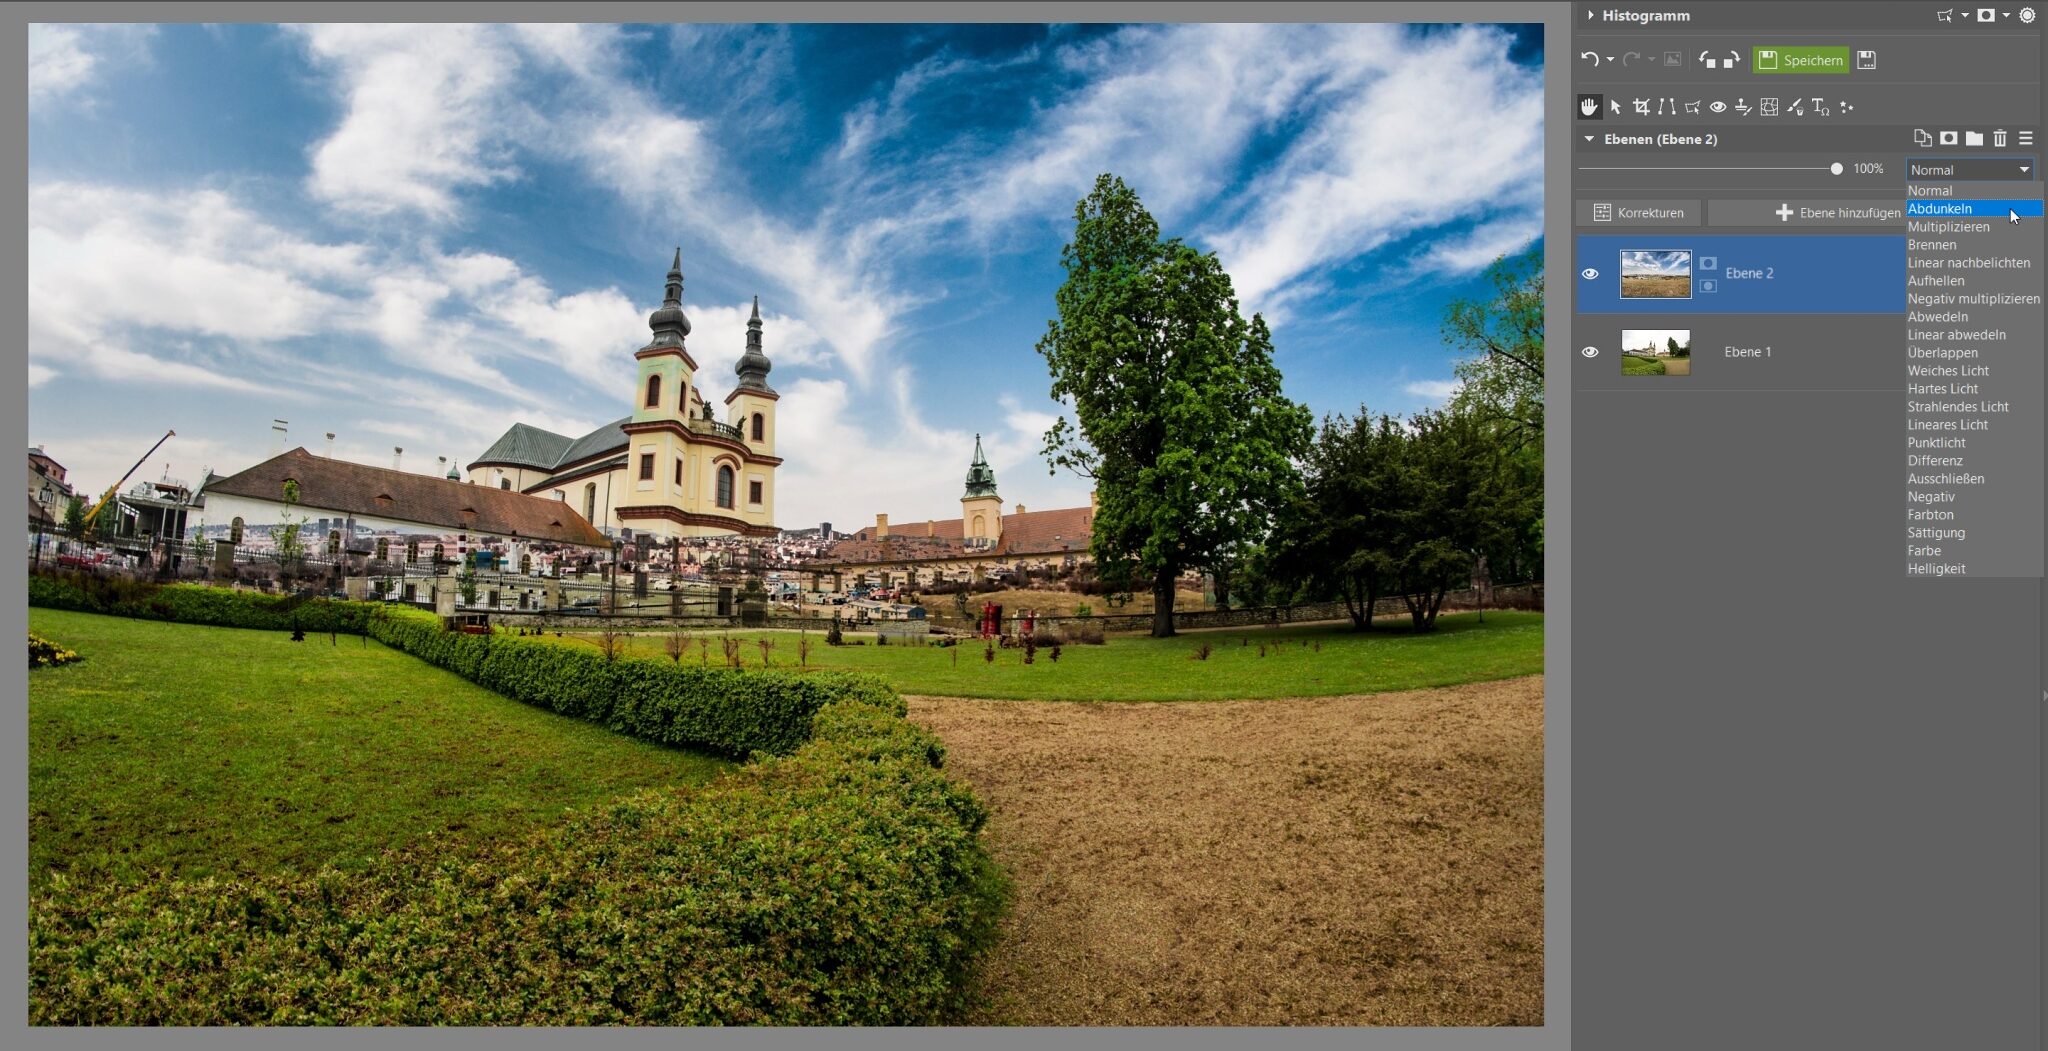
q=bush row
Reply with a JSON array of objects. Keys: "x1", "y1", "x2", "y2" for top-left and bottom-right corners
[
  {"x1": 30, "y1": 686, "x2": 1008, "y2": 1024},
  {"x1": 29, "y1": 572, "x2": 373, "y2": 636},
  {"x1": 29, "y1": 577, "x2": 1008, "y2": 1024},
  {"x1": 28, "y1": 575, "x2": 887, "y2": 760},
  {"x1": 365, "y1": 608, "x2": 894, "y2": 759}
]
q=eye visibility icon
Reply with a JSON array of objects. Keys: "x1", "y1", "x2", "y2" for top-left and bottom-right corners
[{"x1": 1581, "y1": 267, "x2": 1600, "y2": 280}]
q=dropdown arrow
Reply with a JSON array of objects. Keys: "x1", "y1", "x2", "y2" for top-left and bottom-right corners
[{"x1": 2022, "y1": 165, "x2": 2033, "y2": 173}]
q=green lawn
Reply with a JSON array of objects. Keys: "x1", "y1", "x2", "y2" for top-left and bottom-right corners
[
  {"x1": 1622, "y1": 355, "x2": 1667, "y2": 375},
  {"x1": 539, "y1": 611, "x2": 1543, "y2": 702},
  {"x1": 28, "y1": 609, "x2": 730, "y2": 889}
]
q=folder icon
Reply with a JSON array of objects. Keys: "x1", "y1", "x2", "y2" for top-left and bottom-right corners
[{"x1": 1965, "y1": 131, "x2": 1985, "y2": 146}]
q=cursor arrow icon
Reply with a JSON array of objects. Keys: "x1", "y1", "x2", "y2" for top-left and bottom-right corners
[{"x1": 2011, "y1": 208, "x2": 2023, "y2": 224}]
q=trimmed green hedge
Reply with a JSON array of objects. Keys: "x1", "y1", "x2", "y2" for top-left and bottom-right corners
[
  {"x1": 28, "y1": 575, "x2": 886, "y2": 760},
  {"x1": 366, "y1": 608, "x2": 892, "y2": 759},
  {"x1": 30, "y1": 688, "x2": 1008, "y2": 1024},
  {"x1": 28, "y1": 581, "x2": 1008, "y2": 1024},
  {"x1": 29, "y1": 572, "x2": 373, "y2": 635}
]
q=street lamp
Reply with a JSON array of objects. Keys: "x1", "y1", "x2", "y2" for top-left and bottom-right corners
[
  {"x1": 609, "y1": 537, "x2": 622, "y2": 617},
  {"x1": 34, "y1": 483, "x2": 52, "y2": 569}
]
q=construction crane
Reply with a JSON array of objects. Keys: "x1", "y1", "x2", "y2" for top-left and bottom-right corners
[{"x1": 81, "y1": 429, "x2": 175, "y2": 533}]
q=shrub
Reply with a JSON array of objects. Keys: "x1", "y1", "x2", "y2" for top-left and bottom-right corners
[
  {"x1": 1191, "y1": 642, "x2": 1212, "y2": 661},
  {"x1": 30, "y1": 572, "x2": 371, "y2": 636},
  {"x1": 28, "y1": 631, "x2": 81, "y2": 669},
  {"x1": 1066, "y1": 619, "x2": 1106, "y2": 646},
  {"x1": 1028, "y1": 629, "x2": 1064, "y2": 648},
  {"x1": 365, "y1": 608, "x2": 885, "y2": 760},
  {"x1": 27, "y1": 591, "x2": 1008, "y2": 1025},
  {"x1": 29, "y1": 688, "x2": 1008, "y2": 1025}
]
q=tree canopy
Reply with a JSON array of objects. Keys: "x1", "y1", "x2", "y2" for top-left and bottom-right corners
[
  {"x1": 1037, "y1": 174, "x2": 1311, "y2": 637},
  {"x1": 1445, "y1": 246, "x2": 1544, "y2": 452}
]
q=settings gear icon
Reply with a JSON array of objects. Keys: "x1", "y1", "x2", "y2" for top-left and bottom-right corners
[{"x1": 2021, "y1": 7, "x2": 2037, "y2": 24}]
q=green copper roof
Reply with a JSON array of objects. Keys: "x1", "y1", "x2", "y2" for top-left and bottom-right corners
[
  {"x1": 469, "y1": 423, "x2": 574, "y2": 471},
  {"x1": 962, "y1": 433, "x2": 999, "y2": 499}
]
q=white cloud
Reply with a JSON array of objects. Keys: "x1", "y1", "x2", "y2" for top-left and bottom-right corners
[
  {"x1": 28, "y1": 25, "x2": 96, "y2": 103},
  {"x1": 28, "y1": 184, "x2": 351, "y2": 392},
  {"x1": 293, "y1": 24, "x2": 524, "y2": 220},
  {"x1": 684, "y1": 301, "x2": 831, "y2": 399},
  {"x1": 29, "y1": 24, "x2": 151, "y2": 107},
  {"x1": 1403, "y1": 379, "x2": 1463, "y2": 404},
  {"x1": 1206, "y1": 25, "x2": 1543, "y2": 312},
  {"x1": 770, "y1": 378, "x2": 1090, "y2": 529},
  {"x1": 28, "y1": 363, "x2": 58, "y2": 387},
  {"x1": 434, "y1": 251, "x2": 520, "y2": 295},
  {"x1": 1409, "y1": 213, "x2": 1545, "y2": 277}
]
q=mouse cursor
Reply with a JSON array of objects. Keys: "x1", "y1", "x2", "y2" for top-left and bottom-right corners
[{"x1": 2011, "y1": 208, "x2": 2024, "y2": 224}]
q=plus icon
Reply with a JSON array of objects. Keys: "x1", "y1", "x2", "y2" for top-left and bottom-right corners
[{"x1": 1775, "y1": 203, "x2": 1796, "y2": 221}]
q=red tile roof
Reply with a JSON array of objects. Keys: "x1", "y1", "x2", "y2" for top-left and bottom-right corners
[
  {"x1": 828, "y1": 505, "x2": 1094, "y2": 564},
  {"x1": 202, "y1": 448, "x2": 610, "y2": 548}
]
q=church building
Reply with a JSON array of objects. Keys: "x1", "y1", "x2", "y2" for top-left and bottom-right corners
[
  {"x1": 467, "y1": 251, "x2": 782, "y2": 540},
  {"x1": 805, "y1": 436, "x2": 1098, "y2": 593}
]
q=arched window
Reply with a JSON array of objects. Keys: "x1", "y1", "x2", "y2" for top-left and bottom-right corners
[
  {"x1": 750, "y1": 413, "x2": 764, "y2": 441},
  {"x1": 645, "y1": 373, "x2": 662, "y2": 409},
  {"x1": 716, "y1": 465, "x2": 735, "y2": 509},
  {"x1": 229, "y1": 517, "x2": 244, "y2": 544},
  {"x1": 433, "y1": 543, "x2": 445, "y2": 562},
  {"x1": 972, "y1": 514, "x2": 986, "y2": 539},
  {"x1": 500, "y1": 478, "x2": 511, "y2": 490},
  {"x1": 376, "y1": 537, "x2": 389, "y2": 561},
  {"x1": 327, "y1": 529, "x2": 341, "y2": 554},
  {"x1": 584, "y1": 483, "x2": 598, "y2": 522},
  {"x1": 406, "y1": 538, "x2": 419, "y2": 562}
]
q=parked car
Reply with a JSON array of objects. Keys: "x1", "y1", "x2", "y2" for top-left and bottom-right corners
[
  {"x1": 570, "y1": 596, "x2": 601, "y2": 608},
  {"x1": 651, "y1": 577, "x2": 676, "y2": 592},
  {"x1": 55, "y1": 552, "x2": 110, "y2": 571}
]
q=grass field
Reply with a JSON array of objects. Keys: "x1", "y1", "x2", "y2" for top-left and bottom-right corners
[
  {"x1": 28, "y1": 609, "x2": 730, "y2": 889},
  {"x1": 1622, "y1": 355, "x2": 1666, "y2": 375},
  {"x1": 1620, "y1": 274, "x2": 1690, "y2": 298},
  {"x1": 539, "y1": 611, "x2": 1544, "y2": 702}
]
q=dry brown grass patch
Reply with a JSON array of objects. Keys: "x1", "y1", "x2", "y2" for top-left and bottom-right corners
[{"x1": 910, "y1": 677, "x2": 1544, "y2": 1026}]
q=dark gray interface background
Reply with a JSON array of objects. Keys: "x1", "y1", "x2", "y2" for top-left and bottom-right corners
[{"x1": 1571, "y1": 4, "x2": 2043, "y2": 1049}]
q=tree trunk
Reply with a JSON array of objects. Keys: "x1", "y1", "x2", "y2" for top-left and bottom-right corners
[
  {"x1": 1151, "y1": 569, "x2": 1177, "y2": 637},
  {"x1": 1343, "y1": 574, "x2": 1368, "y2": 631}
]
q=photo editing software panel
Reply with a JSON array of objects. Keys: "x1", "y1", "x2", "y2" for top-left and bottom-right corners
[{"x1": 1572, "y1": 3, "x2": 2043, "y2": 1047}]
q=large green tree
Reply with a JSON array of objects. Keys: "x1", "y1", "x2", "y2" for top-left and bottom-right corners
[
  {"x1": 61, "y1": 495, "x2": 87, "y2": 540},
  {"x1": 1445, "y1": 246, "x2": 1545, "y2": 583},
  {"x1": 1445, "y1": 246, "x2": 1544, "y2": 452},
  {"x1": 1038, "y1": 174, "x2": 1311, "y2": 637},
  {"x1": 1271, "y1": 410, "x2": 1408, "y2": 630}
]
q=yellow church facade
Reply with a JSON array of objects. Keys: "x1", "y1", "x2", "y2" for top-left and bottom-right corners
[{"x1": 467, "y1": 252, "x2": 782, "y2": 541}]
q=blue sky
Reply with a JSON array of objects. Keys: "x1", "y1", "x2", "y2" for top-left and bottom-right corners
[
  {"x1": 27, "y1": 22, "x2": 1543, "y2": 529},
  {"x1": 1621, "y1": 249, "x2": 1691, "y2": 276}
]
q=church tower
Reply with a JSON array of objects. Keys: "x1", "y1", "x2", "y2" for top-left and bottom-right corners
[
  {"x1": 633, "y1": 248, "x2": 695, "y2": 426},
  {"x1": 725, "y1": 295, "x2": 779, "y2": 528},
  {"x1": 960, "y1": 434, "x2": 1003, "y2": 547}
]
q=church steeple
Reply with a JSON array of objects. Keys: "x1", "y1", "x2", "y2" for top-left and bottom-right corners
[
  {"x1": 963, "y1": 433, "x2": 1000, "y2": 499},
  {"x1": 646, "y1": 248, "x2": 691, "y2": 346},
  {"x1": 734, "y1": 295, "x2": 775, "y2": 393}
]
